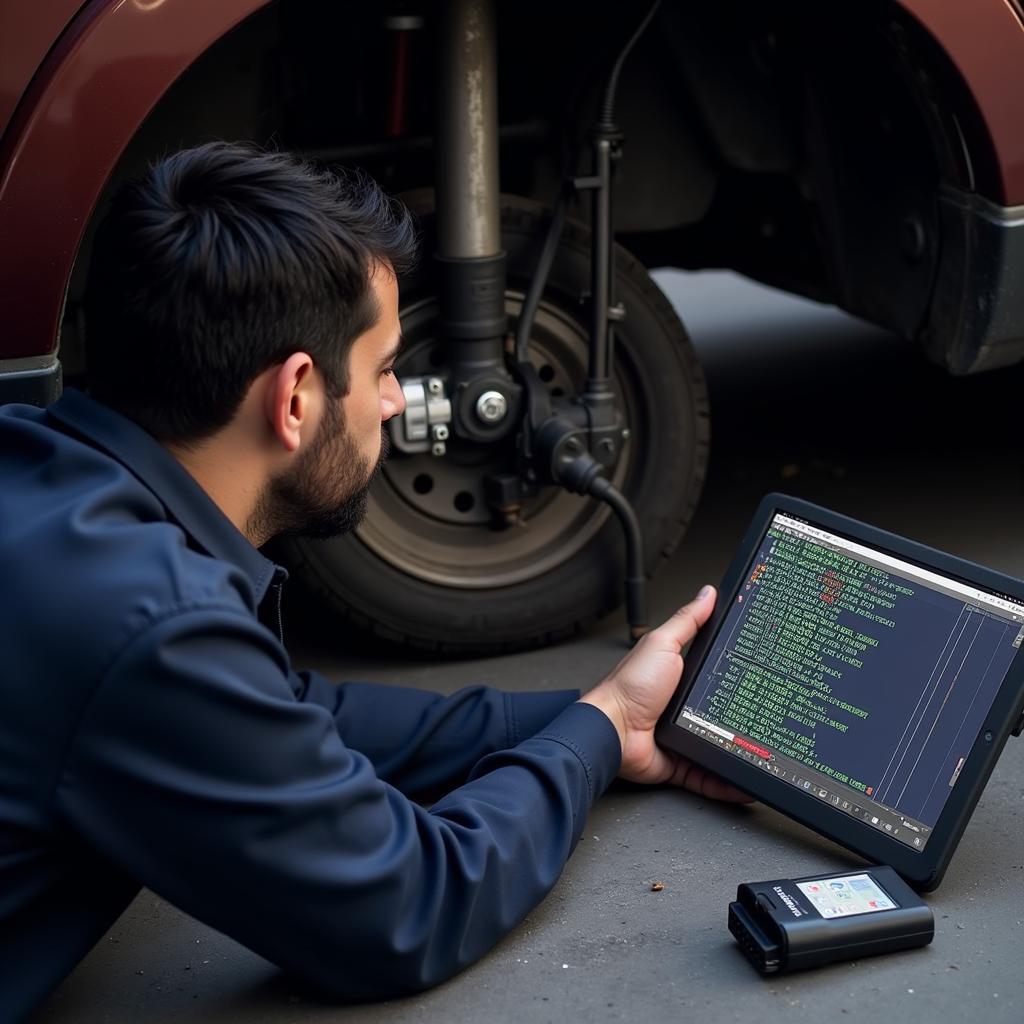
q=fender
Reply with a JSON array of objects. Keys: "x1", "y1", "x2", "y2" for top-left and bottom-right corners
[
  {"x1": 0, "y1": 0, "x2": 272, "y2": 364},
  {"x1": 0, "y1": 0, "x2": 1022, "y2": 373},
  {"x1": 900, "y1": 0, "x2": 1024, "y2": 204},
  {"x1": 0, "y1": 0, "x2": 83, "y2": 139}
]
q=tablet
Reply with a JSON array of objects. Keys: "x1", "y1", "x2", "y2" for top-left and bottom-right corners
[{"x1": 655, "y1": 493, "x2": 1024, "y2": 890}]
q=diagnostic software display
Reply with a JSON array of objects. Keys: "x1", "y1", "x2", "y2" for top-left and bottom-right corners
[{"x1": 676, "y1": 511, "x2": 1024, "y2": 853}]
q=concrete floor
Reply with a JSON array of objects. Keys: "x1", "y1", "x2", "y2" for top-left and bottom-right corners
[{"x1": 36, "y1": 272, "x2": 1024, "y2": 1023}]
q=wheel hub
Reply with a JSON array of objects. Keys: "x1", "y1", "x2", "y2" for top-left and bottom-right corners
[{"x1": 355, "y1": 292, "x2": 633, "y2": 587}]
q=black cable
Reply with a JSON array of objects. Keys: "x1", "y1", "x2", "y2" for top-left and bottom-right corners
[
  {"x1": 517, "y1": 0, "x2": 664, "y2": 643},
  {"x1": 514, "y1": 190, "x2": 568, "y2": 365},
  {"x1": 516, "y1": 0, "x2": 662, "y2": 366},
  {"x1": 598, "y1": 0, "x2": 663, "y2": 131},
  {"x1": 587, "y1": 475, "x2": 649, "y2": 640}
]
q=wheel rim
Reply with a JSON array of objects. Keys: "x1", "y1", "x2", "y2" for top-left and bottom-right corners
[{"x1": 355, "y1": 292, "x2": 635, "y2": 589}]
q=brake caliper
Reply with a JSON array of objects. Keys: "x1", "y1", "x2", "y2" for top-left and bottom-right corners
[{"x1": 391, "y1": 376, "x2": 453, "y2": 457}]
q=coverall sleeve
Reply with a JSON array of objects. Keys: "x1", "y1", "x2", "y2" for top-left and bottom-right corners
[
  {"x1": 289, "y1": 669, "x2": 581, "y2": 798},
  {"x1": 57, "y1": 605, "x2": 621, "y2": 999}
]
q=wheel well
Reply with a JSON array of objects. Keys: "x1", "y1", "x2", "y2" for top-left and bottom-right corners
[
  {"x1": 60, "y1": 0, "x2": 993, "y2": 380},
  {"x1": 611, "y1": 0, "x2": 990, "y2": 345}
]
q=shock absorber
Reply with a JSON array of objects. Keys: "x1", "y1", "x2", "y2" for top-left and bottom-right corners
[{"x1": 432, "y1": 0, "x2": 520, "y2": 448}]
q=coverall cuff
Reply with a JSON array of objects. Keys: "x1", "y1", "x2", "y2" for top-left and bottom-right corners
[
  {"x1": 504, "y1": 688, "x2": 581, "y2": 747},
  {"x1": 532, "y1": 700, "x2": 623, "y2": 803}
]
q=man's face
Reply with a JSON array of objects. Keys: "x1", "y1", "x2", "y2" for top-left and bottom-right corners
[{"x1": 266, "y1": 267, "x2": 405, "y2": 540}]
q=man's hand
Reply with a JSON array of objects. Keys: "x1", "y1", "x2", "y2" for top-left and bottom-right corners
[{"x1": 580, "y1": 586, "x2": 754, "y2": 804}]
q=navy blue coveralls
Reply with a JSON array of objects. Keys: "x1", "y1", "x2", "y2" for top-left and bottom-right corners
[{"x1": 0, "y1": 389, "x2": 621, "y2": 1020}]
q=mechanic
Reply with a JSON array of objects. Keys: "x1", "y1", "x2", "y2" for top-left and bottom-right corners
[{"x1": 0, "y1": 142, "x2": 747, "y2": 1019}]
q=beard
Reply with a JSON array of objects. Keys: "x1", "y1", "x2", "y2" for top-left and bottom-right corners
[{"x1": 252, "y1": 400, "x2": 389, "y2": 543}]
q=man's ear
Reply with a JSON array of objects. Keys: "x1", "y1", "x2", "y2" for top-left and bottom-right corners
[{"x1": 265, "y1": 352, "x2": 318, "y2": 453}]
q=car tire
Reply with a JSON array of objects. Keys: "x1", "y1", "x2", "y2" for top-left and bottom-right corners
[{"x1": 279, "y1": 193, "x2": 709, "y2": 654}]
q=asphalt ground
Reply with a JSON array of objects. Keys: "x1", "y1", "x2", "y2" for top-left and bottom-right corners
[{"x1": 36, "y1": 271, "x2": 1024, "y2": 1023}]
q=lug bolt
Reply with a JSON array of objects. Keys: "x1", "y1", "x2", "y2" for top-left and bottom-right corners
[{"x1": 475, "y1": 390, "x2": 508, "y2": 423}]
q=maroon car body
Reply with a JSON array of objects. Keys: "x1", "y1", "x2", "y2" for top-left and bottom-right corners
[
  {"x1": 2, "y1": 0, "x2": 1024, "y2": 405},
  {"x1": 0, "y1": 0, "x2": 267, "y2": 399}
]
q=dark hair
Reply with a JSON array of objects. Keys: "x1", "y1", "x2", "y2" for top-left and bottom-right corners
[{"x1": 84, "y1": 141, "x2": 417, "y2": 443}]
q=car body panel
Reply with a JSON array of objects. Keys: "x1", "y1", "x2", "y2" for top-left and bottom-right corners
[
  {"x1": 0, "y1": 0, "x2": 85, "y2": 139},
  {"x1": 900, "y1": 0, "x2": 1024, "y2": 202},
  {"x1": 0, "y1": 0, "x2": 271, "y2": 362},
  {"x1": 0, "y1": 0, "x2": 1022, "y2": 380}
]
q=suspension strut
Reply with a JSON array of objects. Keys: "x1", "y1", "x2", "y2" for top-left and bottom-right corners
[
  {"x1": 422, "y1": 0, "x2": 662, "y2": 643},
  {"x1": 432, "y1": 0, "x2": 521, "y2": 450}
]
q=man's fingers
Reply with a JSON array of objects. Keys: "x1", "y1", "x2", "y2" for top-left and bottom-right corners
[
  {"x1": 655, "y1": 585, "x2": 717, "y2": 650},
  {"x1": 674, "y1": 758, "x2": 756, "y2": 804},
  {"x1": 698, "y1": 771, "x2": 756, "y2": 804}
]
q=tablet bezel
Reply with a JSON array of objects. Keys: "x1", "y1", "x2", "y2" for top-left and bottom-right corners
[{"x1": 654, "y1": 492, "x2": 1024, "y2": 890}]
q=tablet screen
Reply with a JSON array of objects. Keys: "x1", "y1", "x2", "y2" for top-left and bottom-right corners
[{"x1": 676, "y1": 512, "x2": 1024, "y2": 852}]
